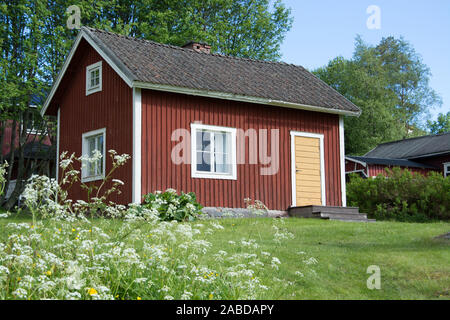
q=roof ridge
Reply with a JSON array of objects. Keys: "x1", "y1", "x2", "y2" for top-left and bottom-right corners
[
  {"x1": 82, "y1": 26, "x2": 298, "y2": 67},
  {"x1": 376, "y1": 131, "x2": 450, "y2": 146}
]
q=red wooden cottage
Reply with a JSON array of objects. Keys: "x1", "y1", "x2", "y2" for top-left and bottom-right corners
[
  {"x1": 346, "y1": 132, "x2": 450, "y2": 179},
  {"x1": 41, "y1": 27, "x2": 362, "y2": 211}
]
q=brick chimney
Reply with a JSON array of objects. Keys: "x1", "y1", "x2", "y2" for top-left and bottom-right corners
[{"x1": 182, "y1": 41, "x2": 211, "y2": 54}]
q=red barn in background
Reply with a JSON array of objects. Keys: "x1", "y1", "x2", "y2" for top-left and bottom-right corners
[{"x1": 346, "y1": 132, "x2": 450, "y2": 179}]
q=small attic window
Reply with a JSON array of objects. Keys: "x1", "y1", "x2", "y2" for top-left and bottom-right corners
[{"x1": 86, "y1": 61, "x2": 102, "y2": 95}]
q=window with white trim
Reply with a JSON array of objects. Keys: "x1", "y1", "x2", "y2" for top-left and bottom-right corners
[
  {"x1": 444, "y1": 162, "x2": 450, "y2": 177},
  {"x1": 191, "y1": 123, "x2": 237, "y2": 180},
  {"x1": 81, "y1": 128, "x2": 106, "y2": 182},
  {"x1": 86, "y1": 61, "x2": 102, "y2": 95}
]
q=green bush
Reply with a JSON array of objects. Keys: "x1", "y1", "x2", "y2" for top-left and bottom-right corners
[
  {"x1": 347, "y1": 168, "x2": 450, "y2": 222},
  {"x1": 0, "y1": 161, "x2": 7, "y2": 197},
  {"x1": 142, "y1": 189, "x2": 203, "y2": 222}
]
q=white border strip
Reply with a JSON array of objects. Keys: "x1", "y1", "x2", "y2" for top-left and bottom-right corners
[
  {"x1": 290, "y1": 131, "x2": 326, "y2": 207},
  {"x1": 339, "y1": 116, "x2": 347, "y2": 207},
  {"x1": 132, "y1": 88, "x2": 142, "y2": 203}
]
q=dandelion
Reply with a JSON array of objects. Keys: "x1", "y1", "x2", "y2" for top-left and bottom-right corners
[
  {"x1": 88, "y1": 288, "x2": 98, "y2": 296},
  {"x1": 137, "y1": 296, "x2": 142, "y2": 300}
]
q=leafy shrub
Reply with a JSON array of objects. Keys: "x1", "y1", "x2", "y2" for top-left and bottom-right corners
[
  {"x1": 21, "y1": 150, "x2": 130, "y2": 223},
  {"x1": 347, "y1": 168, "x2": 450, "y2": 222},
  {"x1": 143, "y1": 189, "x2": 203, "y2": 222}
]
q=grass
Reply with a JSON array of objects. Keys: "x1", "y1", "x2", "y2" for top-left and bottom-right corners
[
  {"x1": 206, "y1": 218, "x2": 450, "y2": 299},
  {"x1": 1, "y1": 214, "x2": 449, "y2": 300}
]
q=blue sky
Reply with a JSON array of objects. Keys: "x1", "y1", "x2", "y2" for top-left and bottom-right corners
[{"x1": 279, "y1": 0, "x2": 450, "y2": 121}]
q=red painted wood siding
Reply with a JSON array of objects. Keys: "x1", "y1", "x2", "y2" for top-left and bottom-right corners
[
  {"x1": 368, "y1": 164, "x2": 435, "y2": 177},
  {"x1": 141, "y1": 89, "x2": 343, "y2": 210},
  {"x1": 57, "y1": 39, "x2": 133, "y2": 204},
  {"x1": 413, "y1": 154, "x2": 450, "y2": 173}
]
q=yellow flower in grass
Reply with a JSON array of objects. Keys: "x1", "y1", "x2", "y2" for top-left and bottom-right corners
[
  {"x1": 88, "y1": 288, "x2": 98, "y2": 296},
  {"x1": 45, "y1": 270, "x2": 52, "y2": 276},
  {"x1": 209, "y1": 293, "x2": 214, "y2": 300},
  {"x1": 137, "y1": 297, "x2": 142, "y2": 300}
]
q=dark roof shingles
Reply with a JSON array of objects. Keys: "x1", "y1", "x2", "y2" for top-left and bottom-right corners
[
  {"x1": 84, "y1": 27, "x2": 360, "y2": 114},
  {"x1": 364, "y1": 132, "x2": 450, "y2": 159}
]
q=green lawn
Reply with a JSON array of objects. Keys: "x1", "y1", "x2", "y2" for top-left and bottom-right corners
[
  {"x1": 205, "y1": 218, "x2": 450, "y2": 299},
  {"x1": 0, "y1": 214, "x2": 449, "y2": 300}
]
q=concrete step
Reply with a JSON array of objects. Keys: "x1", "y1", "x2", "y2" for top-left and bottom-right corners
[
  {"x1": 317, "y1": 212, "x2": 368, "y2": 220},
  {"x1": 329, "y1": 218, "x2": 372, "y2": 222},
  {"x1": 288, "y1": 206, "x2": 376, "y2": 223},
  {"x1": 310, "y1": 206, "x2": 360, "y2": 215}
]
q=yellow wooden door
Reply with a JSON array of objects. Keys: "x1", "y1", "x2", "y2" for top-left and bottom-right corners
[{"x1": 294, "y1": 136, "x2": 322, "y2": 206}]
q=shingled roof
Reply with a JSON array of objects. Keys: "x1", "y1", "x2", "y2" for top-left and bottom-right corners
[
  {"x1": 43, "y1": 27, "x2": 361, "y2": 116},
  {"x1": 365, "y1": 132, "x2": 450, "y2": 159}
]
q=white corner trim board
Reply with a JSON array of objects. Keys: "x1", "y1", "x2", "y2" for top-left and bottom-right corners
[
  {"x1": 290, "y1": 131, "x2": 326, "y2": 207},
  {"x1": 339, "y1": 116, "x2": 347, "y2": 207},
  {"x1": 132, "y1": 88, "x2": 142, "y2": 203}
]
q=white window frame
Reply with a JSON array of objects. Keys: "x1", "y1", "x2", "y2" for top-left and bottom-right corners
[
  {"x1": 86, "y1": 61, "x2": 102, "y2": 95},
  {"x1": 191, "y1": 123, "x2": 237, "y2": 180},
  {"x1": 81, "y1": 128, "x2": 106, "y2": 182},
  {"x1": 444, "y1": 162, "x2": 450, "y2": 178}
]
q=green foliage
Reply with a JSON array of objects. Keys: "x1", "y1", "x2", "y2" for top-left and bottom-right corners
[
  {"x1": 347, "y1": 168, "x2": 450, "y2": 222},
  {"x1": 143, "y1": 189, "x2": 203, "y2": 222},
  {"x1": 1, "y1": 0, "x2": 292, "y2": 119},
  {"x1": 0, "y1": 161, "x2": 7, "y2": 196},
  {"x1": 314, "y1": 36, "x2": 442, "y2": 155},
  {"x1": 427, "y1": 112, "x2": 450, "y2": 134}
]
